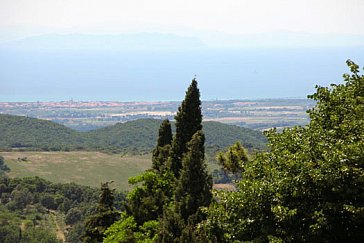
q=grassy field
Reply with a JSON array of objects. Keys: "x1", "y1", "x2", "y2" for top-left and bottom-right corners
[{"x1": 1, "y1": 151, "x2": 152, "y2": 191}]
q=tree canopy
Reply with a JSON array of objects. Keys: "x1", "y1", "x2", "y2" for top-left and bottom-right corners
[
  {"x1": 200, "y1": 60, "x2": 364, "y2": 242},
  {"x1": 216, "y1": 141, "x2": 248, "y2": 177}
]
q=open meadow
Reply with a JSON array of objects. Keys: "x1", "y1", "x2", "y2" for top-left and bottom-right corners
[{"x1": 1, "y1": 151, "x2": 152, "y2": 190}]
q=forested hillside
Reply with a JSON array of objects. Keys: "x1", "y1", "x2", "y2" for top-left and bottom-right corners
[
  {"x1": 0, "y1": 115, "x2": 266, "y2": 153},
  {"x1": 0, "y1": 114, "x2": 81, "y2": 151},
  {"x1": 0, "y1": 176, "x2": 125, "y2": 243}
]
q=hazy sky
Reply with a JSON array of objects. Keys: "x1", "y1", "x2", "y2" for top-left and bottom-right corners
[
  {"x1": 1, "y1": 0, "x2": 364, "y2": 40},
  {"x1": 1, "y1": 0, "x2": 364, "y2": 102}
]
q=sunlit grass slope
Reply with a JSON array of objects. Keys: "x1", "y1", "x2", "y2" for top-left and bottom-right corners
[{"x1": 2, "y1": 151, "x2": 152, "y2": 190}]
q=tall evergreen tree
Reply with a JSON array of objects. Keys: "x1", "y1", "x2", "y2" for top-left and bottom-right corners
[
  {"x1": 170, "y1": 78, "x2": 203, "y2": 177},
  {"x1": 152, "y1": 119, "x2": 173, "y2": 172},
  {"x1": 159, "y1": 207, "x2": 185, "y2": 243},
  {"x1": 175, "y1": 131, "x2": 212, "y2": 222},
  {"x1": 82, "y1": 182, "x2": 119, "y2": 243},
  {"x1": 160, "y1": 131, "x2": 212, "y2": 241},
  {"x1": 103, "y1": 80, "x2": 211, "y2": 242},
  {"x1": 156, "y1": 119, "x2": 173, "y2": 148}
]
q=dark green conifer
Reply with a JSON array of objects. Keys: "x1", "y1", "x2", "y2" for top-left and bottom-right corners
[
  {"x1": 159, "y1": 207, "x2": 185, "y2": 243},
  {"x1": 170, "y1": 78, "x2": 203, "y2": 177},
  {"x1": 174, "y1": 131, "x2": 212, "y2": 221},
  {"x1": 160, "y1": 131, "x2": 212, "y2": 241},
  {"x1": 126, "y1": 171, "x2": 174, "y2": 225},
  {"x1": 156, "y1": 119, "x2": 173, "y2": 147},
  {"x1": 82, "y1": 182, "x2": 119, "y2": 243},
  {"x1": 152, "y1": 119, "x2": 172, "y2": 172}
]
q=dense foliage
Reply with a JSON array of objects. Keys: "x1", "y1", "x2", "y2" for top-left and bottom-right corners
[
  {"x1": 0, "y1": 156, "x2": 10, "y2": 175},
  {"x1": 199, "y1": 60, "x2": 364, "y2": 242},
  {"x1": 174, "y1": 131, "x2": 212, "y2": 222},
  {"x1": 0, "y1": 176, "x2": 125, "y2": 243},
  {"x1": 216, "y1": 141, "x2": 249, "y2": 178},
  {"x1": 82, "y1": 182, "x2": 120, "y2": 242},
  {"x1": 0, "y1": 115, "x2": 266, "y2": 154},
  {"x1": 104, "y1": 120, "x2": 175, "y2": 242},
  {"x1": 160, "y1": 131, "x2": 212, "y2": 242},
  {"x1": 104, "y1": 79, "x2": 212, "y2": 242},
  {"x1": 124, "y1": 120, "x2": 175, "y2": 227},
  {"x1": 152, "y1": 119, "x2": 173, "y2": 172},
  {"x1": 0, "y1": 208, "x2": 61, "y2": 243},
  {"x1": 0, "y1": 114, "x2": 81, "y2": 151}
]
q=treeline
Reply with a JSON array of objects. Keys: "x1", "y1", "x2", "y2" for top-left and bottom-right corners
[
  {"x1": 0, "y1": 115, "x2": 266, "y2": 154},
  {"x1": 81, "y1": 60, "x2": 364, "y2": 242},
  {"x1": 0, "y1": 176, "x2": 125, "y2": 243}
]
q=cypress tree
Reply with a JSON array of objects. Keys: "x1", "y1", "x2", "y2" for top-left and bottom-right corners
[
  {"x1": 170, "y1": 78, "x2": 202, "y2": 177},
  {"x1": 152, "y1": 119, "x2": 173, "y2": 172},
  {"x1": 175, "y1": 131, "x2": 212, "y2": 222},
  {"x1": 160, "y1": 131, "x2": 212, "y2": 241},
  {"x1": 82, "y1": 182, "x2": 119, "y2": 243},
  {"x1": 156, "y1": 119, "x2": 173, "y2": 147},
  {"x1": 159, "y1": 207, "x2": 185, "y2": 243}
]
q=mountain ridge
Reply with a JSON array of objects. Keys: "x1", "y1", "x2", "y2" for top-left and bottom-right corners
[
  {"x1": 0, "y1": 114, "x2": 267, "y2": 153},
  {"x1": 0, "y1": 33, "x2": 206, "y2": 51}
]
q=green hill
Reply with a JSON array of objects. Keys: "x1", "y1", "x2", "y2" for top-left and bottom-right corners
[
  {"x1": 0, "y1": 114, "x2": 267, "y2": 152},
  {"x1": 86, "y1": 119, "x2": 162, "y2": 152},
  {"x1": 0, "y1": 114, "x2": 83, "y2": 150},
  {"x1": 203, "y1": 121, "x2": 267, "y2": 151}
]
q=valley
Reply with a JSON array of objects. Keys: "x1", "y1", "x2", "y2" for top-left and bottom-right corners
[{"x1": 0, "y1": 98, "x2": 314, "y2": 131}]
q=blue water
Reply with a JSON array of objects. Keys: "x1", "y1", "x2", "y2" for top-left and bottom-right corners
[{"x1": 1, "y1": 47, "x2": 363, "y2": 102}]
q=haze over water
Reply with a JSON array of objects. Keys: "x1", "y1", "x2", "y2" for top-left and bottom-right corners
[
  {"x1": 1, "y1": 0, "x2": 364, "y2": 102},
  {"x1": 1, "y1": 45, "x2": 364, "y2": 102}
]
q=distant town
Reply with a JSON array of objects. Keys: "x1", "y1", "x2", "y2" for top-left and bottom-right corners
[{"x1": 0, "y1": 99, "x2": 315, "y2": 131}]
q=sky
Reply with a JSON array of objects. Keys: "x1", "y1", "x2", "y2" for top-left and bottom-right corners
[
  {"x1": 1, "y1": 0, "x2": 364, "y2": 41},
  {"x1": 1, "y1": 0, "x2": 364, "y2": 102}
]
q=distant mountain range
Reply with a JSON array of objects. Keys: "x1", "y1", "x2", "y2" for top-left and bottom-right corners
[
  {"x1": 1, "y1": 32, "x2": 364, "y2": 51},
  {"x1": 199, "y1": 31, "x2": 364, "y2": 48},
  {"x1": 0, "y1": 33, "x2": 205, "y2": 51},
  {"x1": 0, "y1": 114, "x2": 267, "y2": 153}
]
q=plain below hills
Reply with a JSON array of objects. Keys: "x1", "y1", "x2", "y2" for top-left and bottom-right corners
[
  {"x1": 2, "y1": 151, "x2": 151, "y2": 190},
  {"x1": 0, "y1": 114, "x2": 267, "y2": 154}
]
